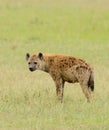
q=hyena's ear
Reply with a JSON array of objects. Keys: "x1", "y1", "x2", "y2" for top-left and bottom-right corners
[
  {"x1": 26, "y1": 53, "x2": 30, "y2": 61},
  {"x1": 38, "y1": 52, "x2": 43, "y2": 60}
]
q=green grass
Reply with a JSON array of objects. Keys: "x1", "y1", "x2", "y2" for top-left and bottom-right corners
[{"x1": 0, "y1": 0, "x2": 109, "y2": 129}]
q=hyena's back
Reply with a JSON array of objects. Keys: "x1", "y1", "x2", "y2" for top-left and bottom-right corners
[{"x1": 50, "y1": 55, "x2": 93, "y2": 84}]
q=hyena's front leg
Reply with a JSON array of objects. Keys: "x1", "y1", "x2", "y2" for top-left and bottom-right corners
[
  {"x1": 50, "y1": 71, "x2": 65, "y2": 103},
  {"x1": 54, "y1": 78, "x2": 65, "y2": 103}
]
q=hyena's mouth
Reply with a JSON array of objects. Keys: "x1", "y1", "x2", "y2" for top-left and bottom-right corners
[{"x1": 29, "y1": 68, "x2": 35, "y2": 72}]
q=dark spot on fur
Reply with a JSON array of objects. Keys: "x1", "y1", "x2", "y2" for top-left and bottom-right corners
[
  {"x1": 60, "y1": 59, "x2": 64, "y2": 62},
  {"x1": 65, "y1": 62, "x2": 68, "y2": 65},
  {"x1": 76, "y1": 65, "x2": 88, "y2": 70}
]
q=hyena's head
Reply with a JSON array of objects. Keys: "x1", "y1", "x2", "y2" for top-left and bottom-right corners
[{"x1": 26, "y1": 52, "x2": 44, "y2": 72}]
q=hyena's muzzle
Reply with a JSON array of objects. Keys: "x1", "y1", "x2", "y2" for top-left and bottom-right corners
[
  {"x1": 28, "y1": 63, "x2": 36, "y2": 72},
  {"x1": 29, "y1": 67, "x2": 34, "y2": 72}
]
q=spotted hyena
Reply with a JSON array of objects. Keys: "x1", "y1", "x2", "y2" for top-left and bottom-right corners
[{"x1": 26, "y1": 52, "x2": 94, "y2": 103}]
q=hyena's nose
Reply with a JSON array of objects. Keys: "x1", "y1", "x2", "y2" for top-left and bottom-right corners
[{"x1": 29, "y1": 68, "x2": 34, "y2": 71}]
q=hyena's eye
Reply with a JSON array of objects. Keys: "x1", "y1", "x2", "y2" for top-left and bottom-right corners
[
  {"x1": 34, "y1": 62, "x2": 37, "y2": 64},
  {"x1": 28, "y1": 62, "x2": 31, "y2": 65}
]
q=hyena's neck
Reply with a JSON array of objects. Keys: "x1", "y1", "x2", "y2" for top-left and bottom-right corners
[{"x1": 42, "y1": 56, "x2": 50, "y2": 73}]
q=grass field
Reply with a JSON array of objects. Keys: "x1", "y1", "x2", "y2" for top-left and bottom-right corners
[{"x1": 0, "y1": 0, "x2": 109, "y2": 129}]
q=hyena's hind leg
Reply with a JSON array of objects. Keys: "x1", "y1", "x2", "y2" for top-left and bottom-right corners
[
  {"x1": 80, "y1": 84, "x2": 91, "y2": 102},
  {"x1": 79, "y1": 75, "x2": 91, "y2": 102}
]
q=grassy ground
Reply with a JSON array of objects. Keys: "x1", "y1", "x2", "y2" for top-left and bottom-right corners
[{"x1": 0, "y1": 0, "x2": 109, "y2": 129}]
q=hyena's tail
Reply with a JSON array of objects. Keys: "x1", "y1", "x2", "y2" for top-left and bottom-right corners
[{"x1": 88, "y1": 72, "x2": 94, "y2": 91}]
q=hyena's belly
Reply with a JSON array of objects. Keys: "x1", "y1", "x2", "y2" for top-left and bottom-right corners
[{"x1": 61, "y1": 70, "x2": 78, "y2": 83}]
